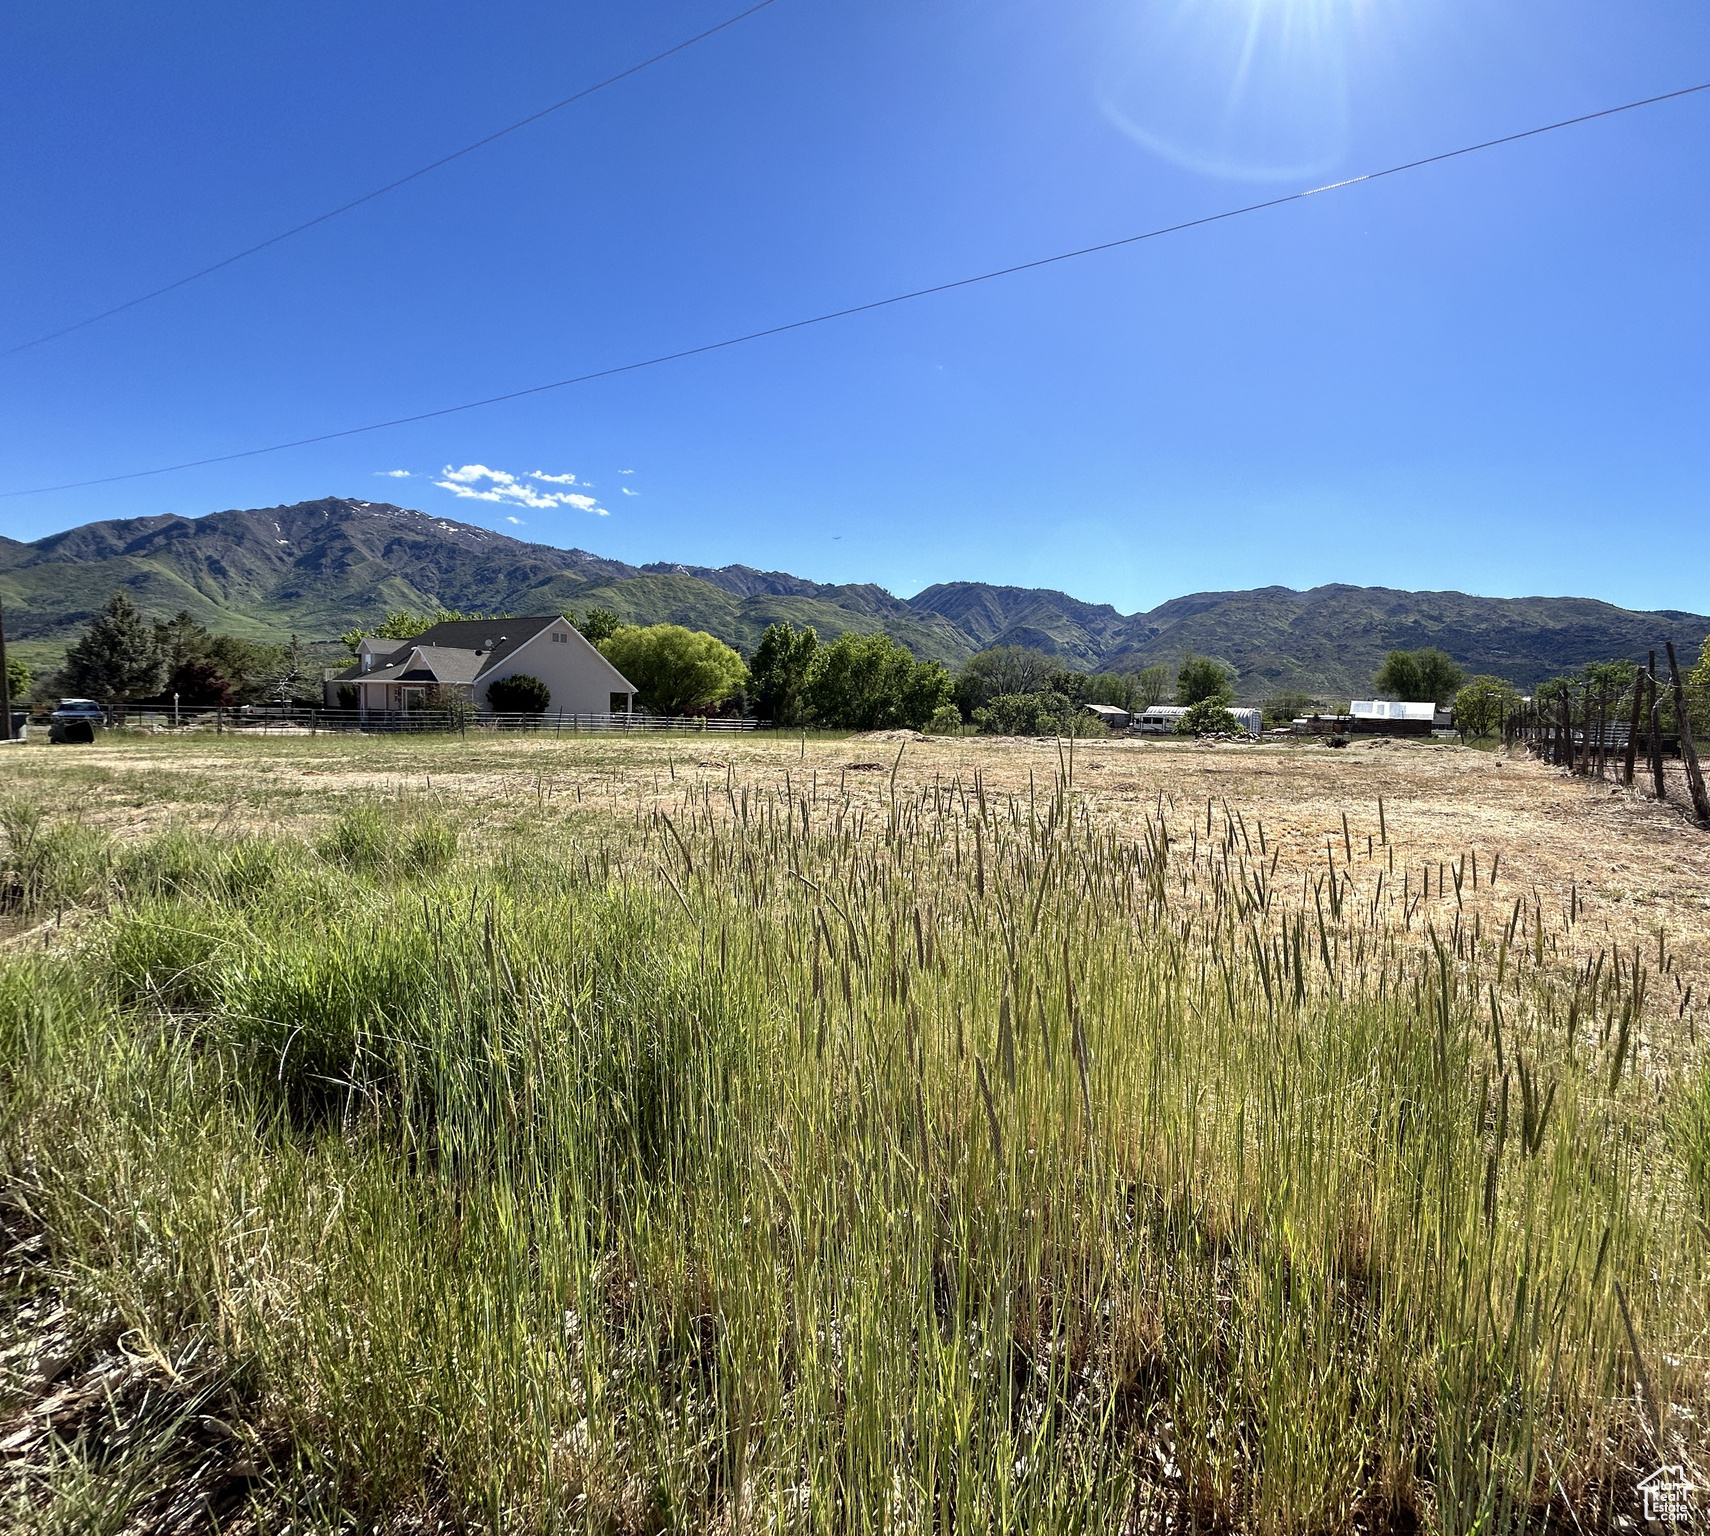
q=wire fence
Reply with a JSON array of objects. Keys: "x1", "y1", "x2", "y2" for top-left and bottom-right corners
[
  {"x1": 36, "y1": 706, "x2": 763, "y2": 737},
  {"x1": 1506, "y1": 644, "x2": 1709, "y2": 824}
]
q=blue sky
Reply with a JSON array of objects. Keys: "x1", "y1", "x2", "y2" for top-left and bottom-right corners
[{"x1": 2, "y1": 0, "x2": 1706, "y2": 614}]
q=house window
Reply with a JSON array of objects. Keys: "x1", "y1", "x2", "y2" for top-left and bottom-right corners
[{"x1": 552, "y1": 630, "x2": 567, "y2": 643}]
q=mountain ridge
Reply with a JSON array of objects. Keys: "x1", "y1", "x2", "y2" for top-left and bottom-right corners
[{"x1": 2, "y1": 497, "x2": 1703, "y2": 700}]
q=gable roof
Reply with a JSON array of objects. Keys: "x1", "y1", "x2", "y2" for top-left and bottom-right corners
[
  {"x1": 335, "y1": 615, "x2": 562, "y2": 683},
  {"x1": 352, "y1": 645, "x2": 487, "y2": 686},
  {"x1": 333, "y1": 616, "x2": 636, "y2": 693},
  {"x1": 390, "y1": 616, "x2": 561, "y2": 676}
]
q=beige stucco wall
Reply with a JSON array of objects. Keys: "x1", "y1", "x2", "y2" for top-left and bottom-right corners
[
  {"x1": 322, "y1": 621, "x2": 636, "y2": 714},
  {"x1": 477, "y1": 619, "x2": 635, "y2": 715}
]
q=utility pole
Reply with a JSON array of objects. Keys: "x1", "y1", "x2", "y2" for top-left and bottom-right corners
[{"x1": 0, "y1": 588, "x2": 12, "y2": 742}]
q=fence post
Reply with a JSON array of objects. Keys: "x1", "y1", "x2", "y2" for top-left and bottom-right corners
[
  {"x1": 1665, "y1": 642, "x2": 1710, "y2": 824},
  {"x1": 1624, "y1": 669, "x2": 1644, "y2": 787},
  {"x1": 1648, "y1": 661, "x2": 1666, "y2": 800}
]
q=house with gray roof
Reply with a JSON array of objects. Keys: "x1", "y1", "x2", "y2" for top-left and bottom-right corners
[{"x1": 327, "y1": 615, "x2": 636, "y2": 716}]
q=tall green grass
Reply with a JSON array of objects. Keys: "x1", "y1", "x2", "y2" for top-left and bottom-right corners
[{"x1": 0, "y1": 767, "x2": 1703, "y2": 1532}]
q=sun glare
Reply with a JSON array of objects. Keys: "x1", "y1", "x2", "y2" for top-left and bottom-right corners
[{"x1": 1097, "y1": 0, "x2": 1372, "y2": 181}]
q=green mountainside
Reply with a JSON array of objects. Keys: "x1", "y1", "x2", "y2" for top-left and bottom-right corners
[{"x1": 3, "y1": 497, "x2": 1704, "y2": 699}]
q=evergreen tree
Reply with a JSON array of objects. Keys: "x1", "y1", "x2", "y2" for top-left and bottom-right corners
[{"x1": 58, "y1": 592, "x2": 166, "y2": 702}]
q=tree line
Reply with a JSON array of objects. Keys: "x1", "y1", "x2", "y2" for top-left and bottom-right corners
[
  {"x1": 1368, "y1": 645, "x2": 1710, "y2": 744},
  {"x1": 36, "y1": 593, "x2": 321, "y2": 707},
  {"x1": 35, "y1": 591, "x2": 1710, "y2": 741}
]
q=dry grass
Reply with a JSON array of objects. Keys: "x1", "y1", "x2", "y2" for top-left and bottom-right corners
[
  {"x1": 11, "y1": 730, "x2": 1708, "y2": 969},
  {"x1": 0, "y1": 729, "x2": 1704, "y2": 1533}
]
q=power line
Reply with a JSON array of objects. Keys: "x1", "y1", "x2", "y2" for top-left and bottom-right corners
[
  {"x1": 5, "y1": 79, "x2": 1706, "y2": 500},
  {"x1": 1, "y1": 0, "x2": 787, "y2": 359}
]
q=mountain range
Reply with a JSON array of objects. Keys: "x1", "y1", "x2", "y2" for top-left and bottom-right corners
[{"x1": 2, "y1": 497, "x2": 1704, "y2": 701}]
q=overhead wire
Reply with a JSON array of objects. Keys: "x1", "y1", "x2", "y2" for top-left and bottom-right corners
[
  {"x1": 3, "y1": 79, "x2": 1706, "y2": 499},
  {"x1": 0, "y1": 0, "x2": 787, "y2": 359}
]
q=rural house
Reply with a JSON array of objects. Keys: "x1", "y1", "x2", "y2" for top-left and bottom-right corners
[{"x1": 327, "y1": 615, "x2": 637, "y2": 716}]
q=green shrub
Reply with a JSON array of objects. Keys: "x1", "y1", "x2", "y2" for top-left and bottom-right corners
[
  {"x1": 974, "y1": 691, "x2": 1076, "y2": 737},
  {"x1": 923, "y1": 704, "x2": 964, "y2": 735},
  {"x1": 485, "y1": 673, "x2": 551, "y2": 713},
  {"x1": 1173, "y1": 698, "x2": 1242, "y2": 735}
]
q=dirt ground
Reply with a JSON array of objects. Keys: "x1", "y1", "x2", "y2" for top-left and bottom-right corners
[{"x1": 3, "y1": 728, "x2": 1707, "y2": 983}]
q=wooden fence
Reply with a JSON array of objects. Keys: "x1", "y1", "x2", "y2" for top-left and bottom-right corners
[{"x1": 1506, "y1": 642, "x2": 1709, "y2": 823}]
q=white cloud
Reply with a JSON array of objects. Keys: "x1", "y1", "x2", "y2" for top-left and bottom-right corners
[
  {"x1": 621, "y1": 487, "x2": 639, "y2": 496},
  {"x1": 505, "y1": 516, "x2": 525, "y2": 525},
  {"x1": 377, "y1": 469, "x2": 412, "y2": 478},
  {"x1": 434, "y1": 464, "x2": 608, "y2": 514},
  {"x1": 619, "y1": 469, "x2": 634, "y2": 475}
]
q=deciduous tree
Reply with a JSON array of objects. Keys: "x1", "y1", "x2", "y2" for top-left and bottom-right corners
[
  {"x1": 341, "y1": 609, "x2": 481, "y2": 655},
  {"x1": 1687, "y1": 641, "x2": 1710, "y2": 736},
  {"x1": 600, "y1": 625, "x2": 746, "y2": 716},
  {"x1": 264, "y1": 636, "x2": 315, "y2": 704},
  {"x1": 956, "y1": 647, "x2": 1082, "y2": 716},
  {"x1": 974, "y1": 691, "x2": 1079, "y2": 737},
  {"x1": 1085, "y1": 665, "x2": 1169, "y2": 713},
  {"x1": 152, "y1": 610, "x2": 278, "y2": 702},
  {"x1": 577, "y1": 608, "x2": 622, "y2": 645},
  {"x1": 1374, "y1": 648, "x2": 1464, "y2": 705},
  {"x1": 805, "y1": 632, "x2": 952, "y2": 730},
  {"x1": 1175, "y1": 653, "x2": 1235, "y2": 707},
  {"x1": 1452, "y1": 676, "x2": 1519, "y2": 742},
  {"x1": 749, "y1": 622, "x2": 819, "y2": 725},
  {"x1": 165, "y1": 658, "x2": 235, "y2": 707},
  {"x1": 1262, "y1": 690, "x2": 1318, "y2": 724}
]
